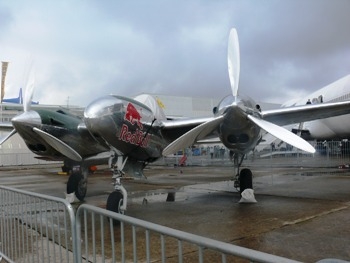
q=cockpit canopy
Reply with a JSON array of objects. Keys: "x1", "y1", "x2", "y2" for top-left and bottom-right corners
[{"x1": 214, "y1": 94, "x2": 257, "y2": 115}]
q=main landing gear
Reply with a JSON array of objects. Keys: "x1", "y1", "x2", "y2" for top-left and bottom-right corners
[
  {"x1": 65, "y1": 165, "x2": 89, "y2": 202},
  {"x1": 106, "y1": 155, "x2": 128, "y2": 215}
]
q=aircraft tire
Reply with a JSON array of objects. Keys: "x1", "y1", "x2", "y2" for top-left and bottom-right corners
[
  {"x1": 239, "y1": 168, "x2": 253, "y2": 195},
  {"x1": 106, "y1": 191, "x2": 124, "y2": 225},
  {"x1": 67, "y1": 172, "x2": 87, "y2": 202}
]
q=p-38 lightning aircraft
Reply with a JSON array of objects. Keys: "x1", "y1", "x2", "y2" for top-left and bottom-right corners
[{"x1": 2, "y1": 28, "x2": 350, "y2": 214}]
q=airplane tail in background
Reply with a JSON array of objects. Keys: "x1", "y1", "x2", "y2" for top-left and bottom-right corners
[
  {"x1": 2, "y1": 88, "x2": 38, "y2": 105},
  {"x1": 2, "y1": 88, "x2": 22, "y2": 104}
]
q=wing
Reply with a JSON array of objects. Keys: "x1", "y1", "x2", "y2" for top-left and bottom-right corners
[{"x1": 261, "y1": 100, "x2": 350, "y2": 126}]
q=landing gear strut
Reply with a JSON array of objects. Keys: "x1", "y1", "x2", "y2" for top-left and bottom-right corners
[{"x1": 106, "y1": 155, "x2": 128, "y2": 215}]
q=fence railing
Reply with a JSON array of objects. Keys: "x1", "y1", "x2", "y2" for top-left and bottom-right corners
[
  {"x1": 0, "y1": 186, "x2": 302, "y2": 263},
  {"x1": 155, "y1": 140, "x2": 350, "y2": 168},
  {"x1": 0, "y1": 186, "x2": 78, "y2": 263}
]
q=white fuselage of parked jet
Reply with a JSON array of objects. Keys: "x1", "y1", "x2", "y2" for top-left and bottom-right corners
[{"x1": 282, "y1": 74, "x2": 350, "y2": 140}]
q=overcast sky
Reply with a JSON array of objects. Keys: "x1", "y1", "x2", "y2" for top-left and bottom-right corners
[{"x1": 0, "y1": 0, "x2": 349, "y2": 107}]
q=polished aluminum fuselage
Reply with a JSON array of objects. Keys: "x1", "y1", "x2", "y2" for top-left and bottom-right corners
[{"x1": 84, "y1": 95, "x2": 168, "y2": 162}]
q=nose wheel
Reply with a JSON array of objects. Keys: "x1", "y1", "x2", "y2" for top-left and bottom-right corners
[
  {"x1": 238, "y1": 168, "x2": 253, "y2": 194},
  {"x1": 106, "y1": 154, "x2": 128, "y2": 216},
  {"x1": 232, "y1": 153, "x2": 255, "y2": 202},
  {"x1": 106, "y1": 191, "x2": 124, "y2": 214}
]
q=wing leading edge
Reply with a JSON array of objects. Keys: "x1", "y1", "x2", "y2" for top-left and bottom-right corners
[{"x1": 261, "y1": 100, "x2": 350, "y2": 126}]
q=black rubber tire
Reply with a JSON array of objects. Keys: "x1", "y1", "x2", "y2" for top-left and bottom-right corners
[
  {"x1": 106, "y1": 191, "x2": 124, "y2": 225},
  {"x1": 239, "y1": 168, "x2": 253, "y2": 195},
  {"x1": 67, "y1": 172, "x2": 87, "y2": 201}
]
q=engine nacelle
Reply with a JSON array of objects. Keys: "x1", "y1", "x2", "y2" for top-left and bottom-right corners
[{"x1": 215, "y1": 95, "x2": 261, "y2": 154}]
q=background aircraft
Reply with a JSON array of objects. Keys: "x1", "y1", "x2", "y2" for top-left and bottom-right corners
[
  {"x1": 256, "y1": 74, "x2": 350, "y2": 152},
  {"x1": 284, "y1": 74, "x2": 350, "y2": 140},
  {"x1": 2, "y1": 28, "x2": 350, "y2": 215},
  {"x1": 1, "y1": 88, "x2": 39, "y2": 105}
]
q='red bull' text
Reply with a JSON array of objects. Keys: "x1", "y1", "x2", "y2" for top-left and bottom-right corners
[{"x1": 118, "y1": 124, "x2": 150, "y2": 147}]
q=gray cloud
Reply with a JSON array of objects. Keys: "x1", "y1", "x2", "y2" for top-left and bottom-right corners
[{"x1": 0, "y1": 0, "x2": 349, "y2": 107}]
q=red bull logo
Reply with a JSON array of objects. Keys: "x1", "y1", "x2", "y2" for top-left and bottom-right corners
[
  {"x1": 119, "y1": 103, "x2": 150, "y2": 147},
  {"x1": 124, "y1": 103, "x2": 143, "y2": 129}
]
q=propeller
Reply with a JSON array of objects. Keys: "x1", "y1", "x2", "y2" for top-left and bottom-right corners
[
  {"x1": 162, "y1": 116, "x2": 224, "y2": 156},
  {"x1": 1, "y1": 61, "x2": 35, "y2": 145},
  {"x1": 23, "y1": 60, "x2": 36, "y2": 112},
  {"x1": 0, "y1": 129, "x2": 17, "y2": 145},
  {"x1": 163, "y1": 28, "x2": 242, "y2": 155},
  {"x1": 247, "y1": 115, "x2": 315, "y2": 153},
  {"x1": 227, "y1": 28, "x2": 240, "y2": 98},
  {"x1": 162, "y1": 27, "x2": 316, "y2": 156},
  {"x1": 33, "y1": 128, "x2": 83, "y2": 161}
]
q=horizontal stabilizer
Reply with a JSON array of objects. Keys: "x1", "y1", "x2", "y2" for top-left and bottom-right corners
[
  {"x1": 163, "y1": 116, "x2": 223, "y2": 156},
  {"x1": 33, "y1": 127, "x2": 82, "y2": 161},
  {"x1": 248, "y1": 115, "x2": 315, "y2": 153}
]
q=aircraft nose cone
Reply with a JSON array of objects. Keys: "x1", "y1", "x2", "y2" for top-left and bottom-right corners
[{"x1": 12, "y1": 111, "x2": 42, "y2": 126}]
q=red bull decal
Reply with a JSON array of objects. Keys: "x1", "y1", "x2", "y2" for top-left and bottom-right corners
[
  {"x1": 124, "y1": 103, "x2": 143, "y2": 129},
  {"x1": 118, "y1": 124, "x2": 151, "y2": 148}
]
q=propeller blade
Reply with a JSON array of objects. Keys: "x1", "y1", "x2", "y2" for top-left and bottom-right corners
[
  {"x1": 23, "y1": 62, "x2": 35, "y2": 112},
  {"x1": 0, "y1": 129, "x2": 17, "y2": 145},
  {"x1": 227, "y1": 28, "x2": 240, "y2": 97},
  {"x1": 33, "y1": 127, "x2": 83, "y2": 161},
  {"x1": 163, "y1": 116, "x2": 224, "y2": 156},
  {"x1": 247, "y1": 115, "x2": 315, "y2": 153}
]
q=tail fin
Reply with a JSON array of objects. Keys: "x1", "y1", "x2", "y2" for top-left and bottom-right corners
[{"x1": 2, "y1": 88, "x2": 23, "y2": 104}]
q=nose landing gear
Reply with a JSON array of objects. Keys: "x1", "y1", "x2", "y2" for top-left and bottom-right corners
[
  {"x1": 106, "y1": 155, "x2": 128, "y2": 215},
  {"x1": 232, "y1": 153, "x2": 256, "y2": 203}
]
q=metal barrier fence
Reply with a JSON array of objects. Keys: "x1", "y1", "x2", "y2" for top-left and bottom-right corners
[
  {"x1": 0, "y1": 152, "x2": 59, "y2": 166},
  {"x1": 0, "y1": 186, "x2": 77, "y2": 263},
  {"x1": 155, "y1": 140, "x2": 350, "y2": 168},
  {"x1": 0, "y1": 186, "x2": 302, "y2": 263},
  {"x1": 75, "y1": 204, "x2": 301, "y2": 263},
  {"x1": 1, "y1": 141, "x2": 349, "y2": 168}
]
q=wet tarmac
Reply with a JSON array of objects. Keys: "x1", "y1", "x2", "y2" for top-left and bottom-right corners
[{"x1": 1, "y1": 160, "x2": 350, "y2": 262}]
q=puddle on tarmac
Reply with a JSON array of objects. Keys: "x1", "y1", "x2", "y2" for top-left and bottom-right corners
[
  {"x1": 285, "y1": 169, "x2": 350, "y2": 177},
  {"x1": 129, "y1": 190, "x2": 188, "y2": 204},
  {"x1": 129, "y1": 168, "x2": 350, "y2": 205},
  {"x1": 129, "y1": 180, "x2": 240, "y2": 205}
]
